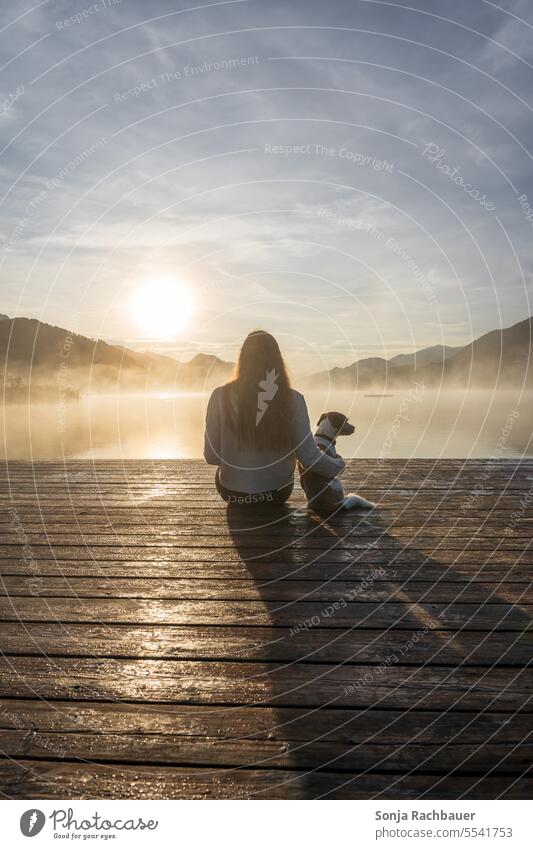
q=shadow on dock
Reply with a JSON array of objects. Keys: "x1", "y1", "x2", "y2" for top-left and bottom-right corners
[{"x1": 224, "y1": 495, "x2": 533, "y2": 799}]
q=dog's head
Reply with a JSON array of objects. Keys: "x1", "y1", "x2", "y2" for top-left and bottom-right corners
[{"x1": 317, "y1": 411, "x2": 355, "y2": 437}]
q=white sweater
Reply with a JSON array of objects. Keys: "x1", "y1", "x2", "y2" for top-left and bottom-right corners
[{"x1": 204, "y1": 386, "x2": 345, "y2": 493}]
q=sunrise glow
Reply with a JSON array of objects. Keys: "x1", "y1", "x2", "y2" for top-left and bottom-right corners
[{"x1": 129, "y1": 277, "x2": 195, "y2": 338}]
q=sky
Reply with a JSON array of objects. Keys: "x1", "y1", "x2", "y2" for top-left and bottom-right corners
[{"x1": 1, "y1": 0, "x2": 533, "y2": 372}]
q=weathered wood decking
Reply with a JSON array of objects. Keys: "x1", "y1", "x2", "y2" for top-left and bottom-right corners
[{"x1": 0, "y1": 459, "x2": 531, "y2": 799}]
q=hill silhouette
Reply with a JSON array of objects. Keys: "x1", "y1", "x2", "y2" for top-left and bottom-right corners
[
  {"x1": 0, "y1": 317, "x2": 233, "y2": 392},
  {"x1": 2, "y1": 314, "x2": 531, "y2": 396},
  {"x1": 309, "y1": 317, "x2": 533, "y2": 390}
]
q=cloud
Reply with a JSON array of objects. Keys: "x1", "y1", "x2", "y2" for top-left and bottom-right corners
[{"x1": 0, "y1": 0, "x2": 532, "y2": 361}]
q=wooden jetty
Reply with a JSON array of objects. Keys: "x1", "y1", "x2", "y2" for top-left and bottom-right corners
[{"x1": 0, "y1": 459, "x2": 531, "y2": 799}]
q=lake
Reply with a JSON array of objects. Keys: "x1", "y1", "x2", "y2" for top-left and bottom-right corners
[{"x1": 1, "y1": 388, "x2": 531, "y2": 460}]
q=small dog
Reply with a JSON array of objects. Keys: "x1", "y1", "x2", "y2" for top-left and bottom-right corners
[{"x1": 299, "y1": 411, "x2": 375, "y2": 511}]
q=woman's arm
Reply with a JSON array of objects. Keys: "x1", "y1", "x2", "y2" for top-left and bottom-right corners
[
  {"x1": 203, "y1": 388, "x2": 222, "y2": 465},
  {"x1": 292, "y1": 392, "x2": 345, "y2": 478}
]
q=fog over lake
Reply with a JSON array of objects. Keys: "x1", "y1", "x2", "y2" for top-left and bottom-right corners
[{"x1": 2, "y1": 389, "x2": 531, "y2": 461}]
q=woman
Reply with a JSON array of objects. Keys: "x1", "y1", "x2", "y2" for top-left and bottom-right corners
[{"x1": 203, "y1": 330, "x2": 344, "y2": 505}]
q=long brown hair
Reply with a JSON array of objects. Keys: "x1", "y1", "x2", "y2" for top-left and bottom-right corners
[{"x1": 224, "y1": 331, "x2": 293, "y2": 451}]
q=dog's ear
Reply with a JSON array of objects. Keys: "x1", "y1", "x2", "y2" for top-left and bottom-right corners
[
  {"x1": 328, "y1": 412, "x2": 346, "y2": 430},
  {"x1": 316, "y1": 413, "x2": 328, "y2": 426}
]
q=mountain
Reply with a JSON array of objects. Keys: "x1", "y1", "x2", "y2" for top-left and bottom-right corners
[
  {"x1": 434, "y1": 316, "x2": 532, "y2": 387},
  {"x1": 389, "y1": 344, "x2": 461, "y2": 368},
  {"x1": 309, "y1": 317, "x2": 533, "y2": 389},
  {"x1": 2, "y1": 313, "x2": 531, "y2": 395},
  {"x1": 0, "y1": 316, "x2": 234, "y2": 391},
  {"x1": 174, "y1": 353, "x2": 234, "y2": 387},
  {"x1": 314, "y1": 357, "x2": 414, "y2": 389}
]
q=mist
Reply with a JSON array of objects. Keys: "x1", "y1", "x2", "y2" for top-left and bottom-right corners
[{"x1": 2, "y1": 388, "x2": 531, "y2": 461}]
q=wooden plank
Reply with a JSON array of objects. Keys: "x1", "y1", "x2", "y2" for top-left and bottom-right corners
[
  {"x1": 3, "y1": 490, "x2": 530, "y2": 499},
  {"x1": 2, "y1": 576, "x2": 532, "y2": 604},
  {"x1": 2, "y1": 464, "x2": 531, "y2": 475},
  {"x1": 1, "y1": 467, "x2": 530, "y2": 479},
  {"x1": 0, "y1": 760, "x2": 530, "y2": 799},
  {"x1": 1, "y1": 521, "x2": 531, "y2": 538},
  {"x1": 1, "y1": 699, "x2": 530, "y2": 744},
  {"x1": 1, "y1": 559, "x2": 530, "y2": 582},
  {"x1": 0, "y1": 623, "x2": 529, "y2": 665},
  {"x1": 5, "y1": 466, "x2": 529, "y2": 475},
  {"x1": 2, "y1": 474, "x2": 530, "y2": 485},
  {"x1": 5, "y1": 505, "x2": 531, "y2": 518},
  {"x1": 0, "y1": 545, "x2": 528, "y2": 566},
  {"x1": 9, "y1": 493, "x2": 520, "y2": 500},
  {"x1": 9, "y1": 470, "x2": 528, "y2": 479},
  {"x1": 13, "y1": 488, "x2": 526, "y2": 495},
  {"x1": 2, "y1": 728, "x2": 531, "y2": 774},
  {"x1": 4, "y1": 508, "x2": 533, "y2": 523},
  {"x1": 0, "y1": 657, "x2": 531, "y2": 710},
  {"x1": 0, "y1": 532, "x2": 530, "y2": 550},
  {"x1": 0, "y1": 502, "x2": 528, "y2": 513},
  {"x1": 1, "y1": 596, "x2": 531, "y2": 631},
  {"x1": 2, "y1": 520, "x2": 531, "y2": 537}
]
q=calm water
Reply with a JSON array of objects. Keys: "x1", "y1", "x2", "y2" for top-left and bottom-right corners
[{"x1": 2, "y1": 389, "x2": 532, "y2": 460}]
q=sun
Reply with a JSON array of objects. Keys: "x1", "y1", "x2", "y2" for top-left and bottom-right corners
[{"x1": 129, "y1": 277, "x2": 195, "y2": 338}]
